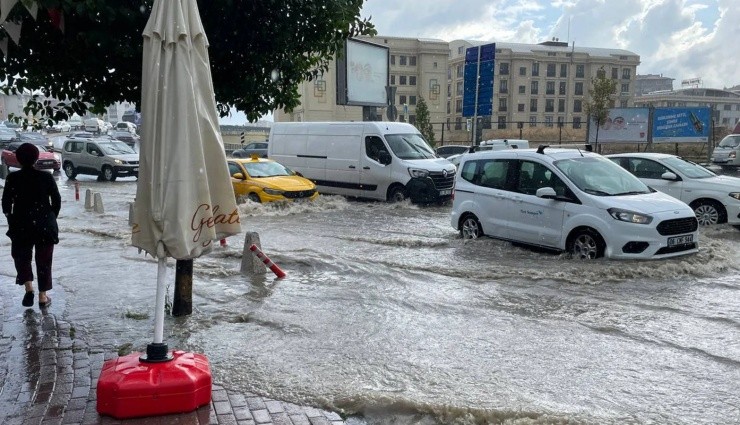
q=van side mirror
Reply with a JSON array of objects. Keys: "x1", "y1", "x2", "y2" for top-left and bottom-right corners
[
  {"x1": 378, "y1": 150, "x2": 392, "y2": 165},
  {"x1": 536, "y1": 187, "x2": 557, "y2": 199},
  {"x1": 660, "y1": 171, "x2": 679, "y2": 181}
]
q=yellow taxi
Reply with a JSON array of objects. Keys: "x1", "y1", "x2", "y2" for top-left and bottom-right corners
[{"x1": 227, "y1": 155, "x2": 319, "y2": 203}]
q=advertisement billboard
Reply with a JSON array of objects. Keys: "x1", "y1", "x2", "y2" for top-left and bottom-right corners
[
  {"x1": 462, "y1": 43, "x2": 495, "y2": 117},
  {"x1": 336, "y1": 38, "x2": 389, "y2": 107},
  {"x1": 588, "y1": 108, "x2": 649, "y2": 143},
  {"x1": 652, "y1": 107, "x2": 710, "y2": 143}
]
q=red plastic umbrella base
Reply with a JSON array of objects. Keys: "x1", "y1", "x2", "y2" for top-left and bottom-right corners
[{"x1": 96, "y1": 350, "x2": 212, "y2": 419}]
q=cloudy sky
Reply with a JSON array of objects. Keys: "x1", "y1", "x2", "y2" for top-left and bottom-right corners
[{"x1": 359, "y1": 0, "x2": 739, "y2": 90}]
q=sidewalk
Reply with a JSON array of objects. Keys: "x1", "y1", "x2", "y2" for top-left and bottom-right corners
[{"x1": 0, "y1": 283, "x2": 346, "y2": 425}]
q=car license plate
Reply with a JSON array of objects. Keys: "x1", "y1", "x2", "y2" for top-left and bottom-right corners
[
  {"x1": 439, "y1": 189, "x2": 452, "y2": 196},
  {"x1": 668, "y1": 234, "x2": 693, "y2": 246}
]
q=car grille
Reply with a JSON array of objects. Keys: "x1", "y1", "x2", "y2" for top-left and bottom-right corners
[
  {"x1": 283, "y1": 189, "x2": 316, "y2": 199},
  {"x1": 656, "y1": 217, "x2": 698, "y2": 236},
  {"x1": 429, "y1": 170, "x2": 456, "y2": 190}
]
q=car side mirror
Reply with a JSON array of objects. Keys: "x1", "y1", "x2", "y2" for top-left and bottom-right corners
[
  {"x1": 536, "y1": 187, "x2": 557, "y2": 199},
  {"x1": 661, "y1": 171, "x2": 679, "y2": 181},
  {"x1": 378, "y1": 150, "x2": 392, "y2": 165},
  {"x1": 231, "y1": 172, "x2": 245, "y2": 180}
]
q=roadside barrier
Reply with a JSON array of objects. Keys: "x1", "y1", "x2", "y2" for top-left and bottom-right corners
[
  {"x1": 249, "y1": 244, "x2": 286, "y2": 278},
  {"x1": 220, "y1": 238, "x2": 228, "y2": 247},
  {"x1": 75, "y1": 181, "x2": 80, "y2": 201}
]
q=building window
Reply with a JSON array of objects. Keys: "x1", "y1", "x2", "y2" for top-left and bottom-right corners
[
  {"x1": 560, "y1": 64, "x2": 567, "y2": 78},
  {"x1": 611, "y1": 67, "x2": 618, "y2": 79},
  {"x1": 433, "y1": 62, "x2": 437, "y2": 69},
  {"x1": 622, "y1": 68, "x2": 631, "y2": 79},
  {"x1": 557, "y1": 116, "x2": 565, "y2": 127},
  {"x1": 558, "y1": 99, "x2": 565, "y2": 113},
  {"x1": 399, "y1": 95, "x2": 407, "y2": 105},
  {"x1": 455, "y1": 99, "x2": 462, "y2": 113},
  {"x1": 597, "y1": 68, "x2": 606, "y2": 79},
  {"x1": 455, "y1": 117, "x2": 462, "y2": 130},
  {"x1": 456, "y1": 81, "x2": 463, "y2": 96},
  {"x1": 457, "y1": 64, "x2": 463, "y2": 77},
  {"x1": 574, "y1": 99, "x2": 582, "y2": 113},
  {"x1": 409, "y1": 115, "x2": 416, "y2": 125},
  {"x1": 531, "y1": 81, "x2": 539, "y2": 95},
  {"x1": 458, "y1": 46, "x2": 464, "y2": 55},
  {"x1": 410, "y1": 96, "x2": 417, "y2": 105},
  {"x1": 500, "y1": 79, "x2": 508, "y2": 94},
  {"x1": 500, "y1": 62, "x2": 509, "y2": 75},
  {"x1": 620, "y1": 100, "x2": 628, "y2": 108},
  {"x1": 573, "y1": 117, "x2": 582, "y2": 129},
  {"x1": 482, "y1": 116, "x2": 492, "y2": 129},
  {"x1": 447, "y1": 101, "x2": 450, "y2": 114},
  {"x1": 559, "y1": 82, "x2": 566, "y2": 95},
  {"x1": 409, "y1": 76, "x2": 417, "y2": 86},
  {"x1": 547, "y1": 63, "x2": 556, "y2": 77},
  {"x1": 390, "y1": 75, "x2": 396, "y2": 85},
  {"x1": 546, "y1": 81, "x2": 555, "y2": 95},
  {"x1": 530, "y1": 116, "x2": 537, "y2": 127},
  {"x1": 518, "y1": 103, "x2": 525, "y2": 112},
  {"x1": 410, "y1": 56, "x2": 416, "y2": 66},
  {"x1": 399, "y1": 114, "x2": 405, "y2": 122},
  {"x1": 390, "y1": 55, "x2": 396, "y2": 65},
  {"x1": 621, "y1": 83, "x2": 629, "y2": 94},
  {"x1": 532, "y1": 63, "x2": 540, "y2": 76},
  {"x1": 519, "y1": 66, "x2": 526, "y2": 76},
  {"x1": 545, "y1": 116, "x2": 553, "y2": 127},
  {"x1": 576, "y1": 65, "x2": 585, "y2": 78},
  {"x1": 400, "y1": 55, "x2": 407, "y2": 66},
  {"x1": 499, "y1": 98, "x2": 507, "y2": 112},
  {"x1": 547, "y1": 52, "x2": 556, "y2": 57},
  {"x1": 723, "y1": 104, "x2": 731, "y2": 111},
  {"x1": 575, "y1": 82, "x2": 583, "y2": 96},
  {"x1": 518, "y1": 85, "x2": 526, "y2": 94},
  {"x1": 530, "y1": 99, "x2": 538, "y2": 112},
  {"x1": 400, "y1": 75, "x2": 407, "y2": 85},
  {"x1": 545, "y1": 99, "x2": 554, "y2": 112},
  {"x1": 498, "y1": 116, "x2": 507, "y2": 129},
  {"x1": 447, "y1": 84, "x2": 451, "y2": 98}
]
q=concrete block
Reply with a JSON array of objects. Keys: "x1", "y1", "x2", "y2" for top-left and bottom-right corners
[
  {"x1": 241, "y1": 232, "x2": 266, "y2": 274},
  {"x1": 84, "y1": 189, "x2": 94, "y2": 210},
  {"x1": 93, "y1": 193, "x2": 104, "y2": 213}
]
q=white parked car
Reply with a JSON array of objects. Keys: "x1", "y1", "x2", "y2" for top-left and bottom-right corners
[
  {"x1": 451, "y1": 146, "x2": 699, "y2": 260},
  {"x1": 607, "y1": 152, "x2": 740, "y2": 227}
]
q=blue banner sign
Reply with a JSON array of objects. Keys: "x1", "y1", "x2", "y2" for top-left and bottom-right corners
[
  {"x1": 652, "y1": 107, "x2": 710, "y2": 143},
  {"x1": 462, "y1": 43, "x2": 495, "y2": 117}
]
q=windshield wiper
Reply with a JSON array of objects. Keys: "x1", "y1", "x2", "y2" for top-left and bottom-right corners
[
  {"x1": 582, "y1": 188, "x2": 611, "y2": 196},
  {"x1": 613, "y1": 190, "x2": 648, "y2": 196}
]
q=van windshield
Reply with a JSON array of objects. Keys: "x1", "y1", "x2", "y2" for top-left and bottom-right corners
[
  {"x1": 718, "y1": 135, "x2": 740, "y2": 148},
  {"x1": 385, "y1": 133, "x2": 435, "y2": 160},
  {"x1": 99, "y1": 141, "x2": 137, "y2": 155},
  {"x1": 554, "y1": 156, "x2": 651, "y2": 196}
]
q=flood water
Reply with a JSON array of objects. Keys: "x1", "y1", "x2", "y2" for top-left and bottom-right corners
[{"x1": 1, "y1": 174, "x2": 739, "y2": 424}]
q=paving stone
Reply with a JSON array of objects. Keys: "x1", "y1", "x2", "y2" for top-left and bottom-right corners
[{"x1": 251, "y1": 409, "x2": 271, "y2": 424}]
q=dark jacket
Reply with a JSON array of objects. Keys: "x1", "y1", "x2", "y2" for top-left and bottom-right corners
[{"x1": 2, "y1": 167, "x2": 61, "y2": 244}]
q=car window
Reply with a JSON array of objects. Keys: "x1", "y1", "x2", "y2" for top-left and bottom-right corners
[
  {"x1": 228, "y1": 162, "x2": 242, "y2": 176},
  {"x1": 87, "y1": 143, "x2": 100, "y2": 155},
  {"x1": 461, "y1": 159, "x2": 512, "y2": 189},
  {"x1": 555, "y1": 156, "x2": 650, "y2": 196},
  {"x1": 662, "y1": 156, "x2": 715, "y2": 179},
  {"x1": 365, "y1": 136, "x2": 386, "y2": 162},
  {"x1": 629, "y1": 158, "x2": 669, "y2": 179},
  {"x1": 718, "y1": 135, "x2": 740, "y2": 148},
  {"x1": 517, "y1": 160, "x2": 568, "y2": 196}
]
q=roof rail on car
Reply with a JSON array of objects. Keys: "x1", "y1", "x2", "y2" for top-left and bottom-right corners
[{"x1": 536, "y1": 144, "x2": 593, "y2": 154}]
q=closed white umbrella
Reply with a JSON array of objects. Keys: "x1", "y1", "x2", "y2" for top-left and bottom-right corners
[{"x1": 133, "y1": 0, "x2": 241, "y2": 360}]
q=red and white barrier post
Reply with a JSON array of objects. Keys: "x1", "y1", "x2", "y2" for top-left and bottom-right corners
[
  {"x1": 75, "y1": 181, "x2": 80, "y2": 201},
  {"x1": 220, "y1": 238, "x2": 228, "y2": 247},
  {"x1": 249, "y1": 244, "x2": 286, "y2": 278}
]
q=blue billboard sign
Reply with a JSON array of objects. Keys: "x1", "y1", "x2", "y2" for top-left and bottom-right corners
[
  {"x1": 652, "y1": 107, "x2": 711, "y2": 143},
  {"x1": 462, "y1": 43, "x2": 495, "y2": 117}
]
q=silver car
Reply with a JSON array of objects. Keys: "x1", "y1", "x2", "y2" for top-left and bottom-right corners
[
  {"x1": 232, "y1": 141, "x2": 268, "y2": 158},
  {"x1": 711, "y1": 134, "x2": 740, "y2": 168}
]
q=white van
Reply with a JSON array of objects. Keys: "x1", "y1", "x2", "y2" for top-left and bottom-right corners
[{"x1": 268, "y1": 122, "x2": 456, "y2": 203}]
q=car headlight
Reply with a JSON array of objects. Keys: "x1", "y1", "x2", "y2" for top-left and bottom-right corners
[
  {"x1": 408, "y1": 168, "x2": 429, "y2": 178},
  {"x1": 114, "y1": 159, "x2": 123, "y2": 164},
  {"x1": 608, "y1": 208, "x2": 653, "y2": 224},
  {"x1": 729, "y1": 192, "x2": 740, "y2": 200},
  {"x1": 263, "y1": 188, "x2": 284, "y2": 195}
]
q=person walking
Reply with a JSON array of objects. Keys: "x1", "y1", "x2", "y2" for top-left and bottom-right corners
[{"x1": 2, "y1": 143, "x2": 61, "y2": 308}]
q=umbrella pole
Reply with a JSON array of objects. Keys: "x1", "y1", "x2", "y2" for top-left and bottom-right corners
[{"x1": 140, "y1": 258, "x2": 173, "y2": 362}]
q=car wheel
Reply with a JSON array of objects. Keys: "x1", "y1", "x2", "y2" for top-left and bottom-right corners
[
  {"x1": 691, "y1": 200, "x2": 725, "y2": 226},
  {"x1": 568, "y1": 228, "x2": 604, "y2": 260},
  {"x1": 248, "y1": 193, "x2": 261, "y2": 203},
  {"x1": 388, "y1": 185, "x2": 408, "y2": 202},
  {"x1": 102, "y1": 165, "x2": 117, "y2": 182},
  {"x1": 460, "y1": 214, "x2": 483, "y2": 239},
  {"x1": 64, "y1": 162, "x2": 77, "y2": 179}
]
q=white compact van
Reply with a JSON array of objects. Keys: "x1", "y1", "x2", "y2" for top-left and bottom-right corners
[{"x1": 268, "y1": 122, "x2": 456, "y2": 203}]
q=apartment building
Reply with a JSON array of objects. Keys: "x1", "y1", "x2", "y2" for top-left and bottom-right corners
[
  {"x1": 274, "y1": 36, "x2": 449, "y2": 127},
  {"x1": 635, "y1": 88, "x2": 740, "y2": 129},
  {"x1": 636, "y1": 74, "x2": 674, "y2": 95},
  {"x1": 446, "y1": 39, "x2": 640, "y2": 140}
]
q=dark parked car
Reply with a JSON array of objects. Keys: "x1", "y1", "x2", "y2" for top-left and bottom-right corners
[
  {"x1": 435, "y1": 145, "x2": 470, "y2": 158},
  {"x1": 14, "y1": 132, "x2": 53, "y2": 149},
  {"x1": 232, "y1": 141, "x2": 268, "y2": 158},
  {"x1": 109, "y1": 130, "x2": 140, "y2": 148}
]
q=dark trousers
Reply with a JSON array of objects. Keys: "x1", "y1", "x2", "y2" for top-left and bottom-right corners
[{"x1": 11, "y1": 239, "x2": 54, "y2": 292}]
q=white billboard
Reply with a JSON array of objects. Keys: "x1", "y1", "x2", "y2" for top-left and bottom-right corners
[
  {"x1": 336, "y1": 38, "x2": 389, "y2": 107},
  {"x1": 588, "y1": 108, "x2": 649, "y2": 143}
]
